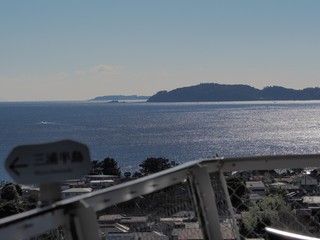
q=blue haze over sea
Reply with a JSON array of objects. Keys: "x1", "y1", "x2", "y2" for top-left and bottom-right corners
[{"x1": 1, "y1": 101, "x2": 320, "y2": 182}]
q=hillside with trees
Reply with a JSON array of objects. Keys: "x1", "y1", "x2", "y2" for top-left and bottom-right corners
[
  {"x1": 147, "y1": 83, "x2": 320, "y2": 102},
  {"x1": 90, "y1": 95, "x2": 149, "y2": 101}
]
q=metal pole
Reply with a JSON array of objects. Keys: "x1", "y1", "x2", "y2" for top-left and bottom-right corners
[
  {"x1": 189, "y1": 165, "x2": 223, "y2": 240},
  {"x1": 39, "y1": 183, "x2": 61, "y2": 206},
  {"x1": 219, "y1": 170, "x2": 241, "y2": 240}
]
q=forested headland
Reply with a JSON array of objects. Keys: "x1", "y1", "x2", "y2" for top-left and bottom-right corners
[{"x1": 147, "y1": 83, "x2": 320, "y2": 102}]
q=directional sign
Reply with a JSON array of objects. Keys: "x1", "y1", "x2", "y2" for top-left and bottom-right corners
[{"x1": 5, "y1": 140, "x2": 91, "y2": 184}]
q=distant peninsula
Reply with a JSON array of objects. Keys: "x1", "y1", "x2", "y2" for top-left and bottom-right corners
[
  {"x1": 147, "y1": 83, "x2": 320, "y2": 102},
  {"x1": 91, "y1": 95, "x2": 149, "y2": 101}
]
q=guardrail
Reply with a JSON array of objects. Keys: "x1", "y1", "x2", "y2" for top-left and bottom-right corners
[{"x1": 1, "y1": 154, "x2": 320, "y2": 239}]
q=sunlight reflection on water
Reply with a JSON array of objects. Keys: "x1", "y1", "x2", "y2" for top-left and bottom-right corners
[{"x1": 1, "y1": 101, "x2": 320, "y2": 181}]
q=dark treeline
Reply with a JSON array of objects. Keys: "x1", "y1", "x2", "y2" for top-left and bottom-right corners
[
  {"x1": 89, "y1": 157, "x2": 178, "y2": 178},
  {"x1": 148, "y1": 83, "x2": 320, "y2": 102},
  {"x1": 0, "y1": 157, "x2": 178, "y2": 212},
  {"x1": 0, "y1": 157, "x2": 178, "y2": 219}
]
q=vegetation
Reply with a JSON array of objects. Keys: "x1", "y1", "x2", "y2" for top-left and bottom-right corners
[
  {"x1": 147, "y1": 83, "x2": 320, "y2": 102},
  {"x1": 0, "y1": 156, "x2": 179, "y2": 219},
  {"x1": 1, "y1": 157, "x2": 319, "y2": 239},
  {"x1": 0, "y1": 183, "x2": 22, "y2": 201},
  {"x1": 89, "y1": 157, "x2": 178, "y2": 177},
  {"x1": 91, "y1": 95, "x2": 149, "y2": 101},
  {"x1": 90, "y1": 157, "x2": 121, "y2": 176},
  {"x1": 0, "y1": 183, "x2": 37, "y2": 219},
  {"x1": 241, "y1": 194, "x2": 291, "y2": 237},
  {"x1": 226, "y1": 177, "x2": 248, "y2": 211},
  {"x1": 139, "y1": 157, "x2": 177, "y2": 175}
]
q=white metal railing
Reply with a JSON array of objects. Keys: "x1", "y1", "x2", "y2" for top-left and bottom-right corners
[{"x1": 1, "y1": 154, "x2": 320, "y2": 239}]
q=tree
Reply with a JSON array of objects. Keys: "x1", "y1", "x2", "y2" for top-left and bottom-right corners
[
  {"x1": 0, "y1": 201, "x2": 26, "y2": 218},
  {"x1": 100, "y1": 158, "x2": 121, "y2": 176},
  {"x1": 1, "y1": 183, "x2": 22, "y2": 201},
  {"x1": 226, "y1": 177, "x2": 248, "y2": 211},
  {"x1": 89, "y1": 160, "x2": 102, "y2": 175},
  {"x1": 89, "y1": 158, "x2": 121, "y2": 176},
  {"x1": 139, "y1": 157, "x2": 173, "y2": 175},
  {"x1": 0, "y1": 183, "x2": 37, "y2": 219},
  {"x1": 268, "y1": 186, "x2": 287, "y2": 198},
  {"x1": 241, "y1": 194, "x2": 291, "y2": 237}
]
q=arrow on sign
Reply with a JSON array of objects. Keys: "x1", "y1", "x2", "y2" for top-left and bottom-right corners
[{"x1": 9, "y1": 157, "x2": 29, "y2": 176}]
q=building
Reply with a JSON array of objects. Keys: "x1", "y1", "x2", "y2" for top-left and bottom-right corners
[
  {"x1": 61, "y1": 188, "x2": 92, "y2": 199},
  {"x1": 246, "y1": 181, "x2": 266, "y2": 200},
  {"x1": 293, "y1": 175, "x2": 318, "y2": 191},
  {"x1": 84, "y1": 175, "x2": 120, "y2": 189},
  {"x1": 20, "y1": 185, "x2": 40, "y2": 199},
  {"x1": 60, "y1": 179, "x2": 86, "y2": 191}
]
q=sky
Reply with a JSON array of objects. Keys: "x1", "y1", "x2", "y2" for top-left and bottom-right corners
[{"x1": 1, "y1": 1, "x2": 320, "y2": 101}]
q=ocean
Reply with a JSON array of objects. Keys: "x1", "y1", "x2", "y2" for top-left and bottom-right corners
[{"x1": 1, "y1": 100, "x2": 320, "y2": 182}]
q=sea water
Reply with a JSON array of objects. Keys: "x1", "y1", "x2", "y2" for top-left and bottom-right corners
[{"x1": 1, "y1": 100, "x2": 320, "y2": 182}]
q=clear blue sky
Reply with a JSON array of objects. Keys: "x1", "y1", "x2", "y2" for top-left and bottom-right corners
[{"x1": 1, "y1": 1, "x2": 320, "y2": 101}]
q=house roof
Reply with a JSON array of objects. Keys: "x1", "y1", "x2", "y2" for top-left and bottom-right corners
[
  {"x1": 274, "y1": 177, "x2": 294, "y2": 183},
  {"x1": 121, "y1": 216, "x2": 149, "y2": 223},
  {"x1": 293, "y1": 175, "x2": 317, "y2": 185},
  {"x1": 98, "y1": 214, "x2": 125, "y2": 222},
  {"x1": 160, "y1": 217, "x2": 189, "y2": 222},
  {"x1": 20, "y1": 185, "x2": 40, "y2": 191},
  {"x1": 107, "y1": 232, "x2": 168, "y2": 239},
  {"x1": 303, "y1": 196, "x2": 320, "y2": 205},
  {"x1": 270, "y1": 182, "x2": 286, "y2": 186},
  {"x1": 85, "y1": 175, "x2": 119, "y2": 178},
  {"x1": 246, "y1": 181, "x2": 265, "y2": 189},
  {"x1": 172, "y1": 228, "x2": 203, "y2": 240},
  {"x1": 90, "y1": 180, "x2": 114, "y2": 183},
  {"x1": 172, "y1": 211, "x2": 195, "y2": 218},
  {"x1": 61, "y1": 188, "x2": 92, "y2": 193}
]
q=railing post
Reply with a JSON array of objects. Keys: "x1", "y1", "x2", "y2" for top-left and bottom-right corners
[
  {"x1": 219, "y1": 170, "x2": 241, "y2": 240},
  {"x1": 189, "y1": 165, "x2": 223, "y2": 240}
]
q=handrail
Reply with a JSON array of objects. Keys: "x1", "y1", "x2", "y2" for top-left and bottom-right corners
[
  {"x1": 1, "y1": 154, "x2": 320, "y2": 239},
  {"x1": 265, "y1": 227, "x2": 320, "y2": 240},
  {"x1": 203, "y1": 154, "x2": 320, "y2": 173}
]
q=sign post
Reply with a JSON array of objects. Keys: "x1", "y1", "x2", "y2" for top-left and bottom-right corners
[
  {"x1": 5, "y1": 140, "x2": 101, "y2": 239},
  {"x1": 5, "y1": 139, "x2": 91, "y2": 204}
]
